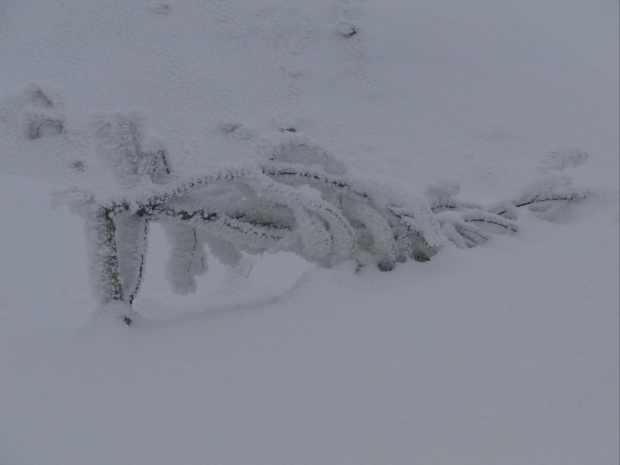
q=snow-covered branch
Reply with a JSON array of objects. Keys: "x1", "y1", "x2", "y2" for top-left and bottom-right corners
[{"x1": 58, "y1": 119, "x2": 592, "y2": 324}]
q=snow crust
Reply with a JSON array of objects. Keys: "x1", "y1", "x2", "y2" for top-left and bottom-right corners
[{"x1": 0, "y1": 0, "x2": 618, "y2": 463}]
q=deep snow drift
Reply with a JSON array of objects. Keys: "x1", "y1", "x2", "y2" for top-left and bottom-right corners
[{"x1": 0, "y1": 0, "x2": 618, "y2": 463}]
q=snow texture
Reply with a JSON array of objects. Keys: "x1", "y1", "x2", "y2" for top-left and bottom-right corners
[{"x1": 0, "y1": 0, "x2": 618, "y2": 463}]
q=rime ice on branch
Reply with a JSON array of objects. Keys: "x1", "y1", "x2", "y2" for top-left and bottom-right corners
[{"x1": 58, "y1": 115, "x2": 591, "y2": 325}]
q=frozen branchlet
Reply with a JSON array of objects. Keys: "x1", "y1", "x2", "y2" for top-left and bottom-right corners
[
  {"x1": 425, "y1": 179, "x2": 517, "y2": 249},
  {"x1": 115, "y1": 215, "x2": 149, "y2": 304},
  {"x1": 508, "y1": 175, "x2": 590, "y2": 212},
  {"x1": 92, "y1": 112, "x2": 171, "y2": 189},
  {"x1": 84, "y1": 206, "x2": 134, "y2": 323},
  {"x1": 56, "y1": 118, "x2": 593, "y2": 324},
  {"x1": 163, "y1": 221, "x2": 207, "y2": 295}
]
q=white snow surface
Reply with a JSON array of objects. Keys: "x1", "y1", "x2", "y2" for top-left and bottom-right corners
[{"x1": 0, "y1": 0, "x2": 618, "y2": 463}]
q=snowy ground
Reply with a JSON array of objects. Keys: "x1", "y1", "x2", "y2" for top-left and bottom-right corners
[{"x1": 1, "y1": 0, "x2": 618, "y2": 463}]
